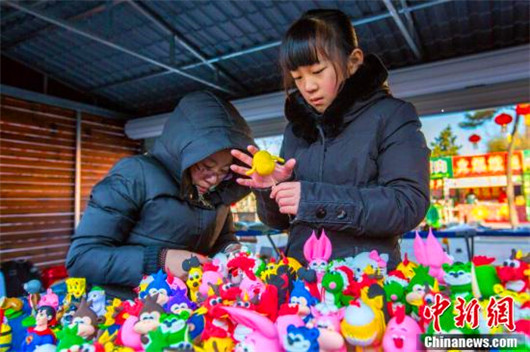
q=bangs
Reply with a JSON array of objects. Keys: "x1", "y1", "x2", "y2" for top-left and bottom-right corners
[{"x1": 279, "y1": 19, "x2": 323, "y2": 72}]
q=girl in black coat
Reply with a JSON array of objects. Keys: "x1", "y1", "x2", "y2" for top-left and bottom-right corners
[{"x1": 231, "y1": 9, "x2": 430, "y2": 269}]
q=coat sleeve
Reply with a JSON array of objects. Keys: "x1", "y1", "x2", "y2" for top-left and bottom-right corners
[
  {"x1": 295, "y1": 102, "x2": 431, "y2": 237},
  {"x1": 66, "y1": 158, "x2": 161, "y2": 287}
]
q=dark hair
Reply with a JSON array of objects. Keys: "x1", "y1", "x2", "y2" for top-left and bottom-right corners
[
  {"x1": 279, "y1": 9, "x2": 359, "y2": 91},
  {"x1": 38, "y1": 305, "x2": 56, "y2": 320}
]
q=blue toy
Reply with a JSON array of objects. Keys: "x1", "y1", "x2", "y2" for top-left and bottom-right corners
[
  {"x1": 164, "y1": 288, "x2": 197, "y2": 314},
  {"x1": 283, "y1": 324, "x2": 320, "y2": 352},
  {"x1": 142, "y1": 270, "x2": 174, "y2": 306}
]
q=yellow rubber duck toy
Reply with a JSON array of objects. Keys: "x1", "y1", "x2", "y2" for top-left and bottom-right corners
[{"x1": 245, "y1": 150, "x2": 284, "y2": 176}]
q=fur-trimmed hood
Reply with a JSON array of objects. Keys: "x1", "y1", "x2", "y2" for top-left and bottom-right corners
[{"x1": 285, "y1": 54, "x2": 390, "y2": 143}]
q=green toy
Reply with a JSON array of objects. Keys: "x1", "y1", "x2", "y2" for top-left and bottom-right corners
[
  {"x1": 56, "y1": 325, "x2": 87, "y2": 352},
  {"x1": 142, "y1": 312, "x2": 191, "y2": 352},
  {"x1": 321, "y1": 270, "x2": 355, "y2": 309},
  {"x1": 470, "y1": 256, "x2": 501, "y2": 299},
  {"x1": 384, "y1": 281, "x2": 410, "y2": 316},
  {"x1": 442, "y1": 262, "x2": 473, "y2": 300}
]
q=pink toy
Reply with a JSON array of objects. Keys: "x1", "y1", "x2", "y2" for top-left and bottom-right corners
[
  {"x1": 239, "y1": 276, "x2": 265, "y2": 300},
  {"x1": 38, "y1": 289, "x2": 59, "y2": 311},
  {"x1": 310, "y1": 306, "x2": 346, "y2": 352},
  {"x1": 304, "y1": 230, "x2": 332, "y2": 284},
  {"x1": 199, "y1": 271, "x2": 223, "y2": 296},
  {"x1": 117, "y1": 315, "x2": 143, "y2": 351},
  {"x1": 383, "y1": 306, "x2": 422, "y2": 352},
  {"x1": 167, "y1": 272, "x2": 187, "y2": 292},
  {"x1": 413, "y1": 229, "x2": 452, "y2": 283},
  {"x1": 222, "y1": 306, "x2": 282, "y2": 352}
]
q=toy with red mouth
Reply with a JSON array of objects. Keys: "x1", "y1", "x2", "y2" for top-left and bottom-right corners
[
  {"x1": 496, "y1": 250, "x2": 530, "y2": 293},
  {"x1": 383, "y1": 306, "x2": 422, "y2": 352}
]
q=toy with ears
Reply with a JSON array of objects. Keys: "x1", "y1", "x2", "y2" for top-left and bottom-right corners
[{"x1": 183, "y1": 256, "x2": 204, "y2": 302}]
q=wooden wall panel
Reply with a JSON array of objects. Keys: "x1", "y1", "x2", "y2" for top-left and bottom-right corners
[{"x1": 0, "y1": 95, "x2": 141, "y2": 268}]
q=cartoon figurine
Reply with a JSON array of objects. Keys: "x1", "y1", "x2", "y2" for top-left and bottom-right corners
[
  {"x1": 471, "y1": 256, "x2": 501, "y2": 299},
  {"x1": 87, "y1": 286, "x2": 106, "y2": 317},
  {"x1": 165, "y1": 288, "x2": 197, "y2": 314},
  {"x1": 309, "y1": 306, "x2": 346, "y2": 352},
  {"x1": 142, "y1": 270, "x2": 174, "y2": 306},
  {"x1": 0, "y1": 309, "x2": 12, "y2": 352},
  {"x1": 289, "y1": 280, "x2": 318, "y2": 322},
  {"x1": 496, "y1": 249, "x2": 529, "y2": 293},
  {"x1": 56, "y1": 325, "x2": 86, "y2": 352},
  {"x1": 382, "y1": 305, "x2": 422, "y2": 352},
  {"x1": 442, "y1": 262, "x2": 472, "y2": 299},
  {"x1": 413, "y1": 229, "x2": 452, "y2": 283},
  {"x1": 395, "y1": 254, "x2": 418, "y2": 280},
  {"x1": 71, "y1": 298, "x2": 103, "y2": 340},
  {"x1": 20, "y1": 305, "x2": 56, "y2": 352},
  {"x1": 65, "y1": 277, "x2": 86, "y2": 305},
  {"x1": 133, "y1": 294, "x2": 165, "y2": 337},
  {"x1": 304, "y1": 230, "x2": 332, "y2": 287},
  {"x1": 340, "y1": 298, "x2": 385, "y2": 351},
  {"x1": 283, "y1": 325, "x2": 320, "y2": 352},
  {"x1": 183, "y1": 256, "x2": 204, "y2": 302},
  {"x1": 245, "y1": 150, "x2": 284, "y2": 176},
  {"x1": 38, "y1": 289, "x2": 59, "y2": 312}
]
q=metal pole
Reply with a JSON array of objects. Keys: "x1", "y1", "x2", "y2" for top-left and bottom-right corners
[
  {"x1": 3, "y1": 0, "x2": 235, "y2": 95},
  {"x1": 75, "y1": 111, "x2": 82, "y2": 227}
]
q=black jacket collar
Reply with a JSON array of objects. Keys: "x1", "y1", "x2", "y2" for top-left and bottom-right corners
[{"x1": 284, "y1": 54, "x2": 390, "y2": 143}]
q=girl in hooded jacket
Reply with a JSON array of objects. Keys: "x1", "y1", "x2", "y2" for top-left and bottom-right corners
[
  {"x1": 67, "y1": 91, "x2": 255, "y2": 299},
  {"x1": 231, "y1": 9, "x2": 430, "y2": 270}
]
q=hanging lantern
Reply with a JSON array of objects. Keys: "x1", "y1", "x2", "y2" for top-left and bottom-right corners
[
  {"x1": 469, "y1": 134, "x2": 481, "y2": 149},
  {"x1": 494, "y1": 113, "x2": 513, "y2": 133},
  {"x1": 515, "y1": 103, "x2": 530, "y2": 116}
]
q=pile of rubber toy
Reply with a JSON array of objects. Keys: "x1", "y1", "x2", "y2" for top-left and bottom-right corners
[{"x1": 1, "y1": 230, "x2": 528, "y2": 352}]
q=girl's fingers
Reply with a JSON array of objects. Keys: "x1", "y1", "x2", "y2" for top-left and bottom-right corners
[
  {"x1": 247, "y1": 145, "x2": 260, "y2": 155},
  {"x1": 279, "y1": 206, "x2": 296, "y2": 215},
  {"x1": 231, "y1": 149, "x2": 253, "y2": 166},
  {"x1": 230, "y1": 164, "x2": 250, "y2": 176},
  {"x1": 270, "y1": 182, "x2": 291, "y2": 199},
  {"x1": 277, "y1": 197, "x2": 295, "y2": 207},
  {"x1": 272, "y1": 189, "x2": 293, "y2": 202},
  {"x1": 236, "y1": 178, "x2": 255, "y2": 187}
]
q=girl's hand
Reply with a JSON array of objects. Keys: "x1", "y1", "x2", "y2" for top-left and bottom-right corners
[
  {"x1": 270, "y1": 181, "x2": 301, "y2": 215},
  {"x1": 230, "y1": 145, "x2": 296, "y2": 189}
]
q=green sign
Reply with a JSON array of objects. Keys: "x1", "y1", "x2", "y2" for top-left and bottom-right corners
[{"x1": 430, "y1": 157, "x2": 453, "y2": 179}]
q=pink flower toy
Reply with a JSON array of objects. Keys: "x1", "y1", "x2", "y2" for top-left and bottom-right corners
[
  {"x1": 303, "y1": 230, "x2": 332, "y2": 287},
  {"x1": 413, "y1": 229, "x2": 452, "y2": 284}
]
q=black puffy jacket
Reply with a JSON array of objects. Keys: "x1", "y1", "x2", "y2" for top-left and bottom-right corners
[
  {"x1": 67, "y1": 91, "x2": 255, "y2": 297},
  {"x1": 255, "y1": 55, "x2": 430, "y2": 269}
]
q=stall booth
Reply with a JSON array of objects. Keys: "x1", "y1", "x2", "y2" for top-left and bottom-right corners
[{"x1": 430, "y1": 150, "x2": 530, "y2": 227}]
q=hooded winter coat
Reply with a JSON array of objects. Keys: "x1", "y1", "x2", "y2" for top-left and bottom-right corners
[
  {"x1": 255, "y1": 54, "x2": 430, "y2": 269},
  {"x1": 66, "y1": 91, "x2": 255, "y2": 298}
]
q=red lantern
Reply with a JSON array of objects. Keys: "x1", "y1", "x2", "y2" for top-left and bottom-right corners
[
  {"x1": 469, "y1": 134, "x2": 481, "y2": 149},
  {"x1": 516, "y1": 103, "x2": 530, "y2": 116},
  {"x1": 494, "y1": 113, "x2": 513, "y2": 133}
]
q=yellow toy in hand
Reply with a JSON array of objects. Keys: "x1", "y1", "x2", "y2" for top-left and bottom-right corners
[{"x1": 245, "y1": 150, "x2": 285, "y2": 176}]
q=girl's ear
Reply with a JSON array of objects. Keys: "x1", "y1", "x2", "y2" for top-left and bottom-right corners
[{"x1": 348, "y1": 48, "x2": 364, "y2": 76}]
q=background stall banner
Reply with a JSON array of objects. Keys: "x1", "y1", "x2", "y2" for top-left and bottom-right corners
[{"x1": 452, "y1": 151, "x2": 523, "y2": 178}]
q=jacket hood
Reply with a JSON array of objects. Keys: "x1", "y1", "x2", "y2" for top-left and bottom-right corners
[
  {"x1": 284, "y1": 54, "x2": 390, "y2": 143},
  {"x1": 150, "y1": 91, "x2": 255, "y2": 205}
]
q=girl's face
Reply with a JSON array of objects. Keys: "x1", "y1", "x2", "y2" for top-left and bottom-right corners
[
  {"x1": 290, "y1": 50, "x2": 363, "y2": 113},
  {"x1": 291, "y1": 56, "x2": 339, "y2": 113},
  {"x1": 189, "y1": 149, "x2": 232, "y2": 194}
]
